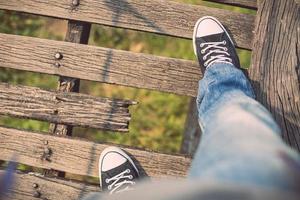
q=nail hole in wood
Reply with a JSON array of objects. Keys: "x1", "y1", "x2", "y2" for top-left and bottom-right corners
[
  {"x1": 54, "y1": 62, "x2": 61, "y2": 68},
  {"x1": 33, "y1": 191, "x2": 41, "y2": 198}
]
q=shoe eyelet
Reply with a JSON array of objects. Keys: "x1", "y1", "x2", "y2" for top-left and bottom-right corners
[
  {"x1": 127, "y1": 169, "x2": 131, "y2": 173},
  {"x1": 223, "y1": 40, "x2": 226, "y2": 45},
  {"x1": 200, "y1": 43, "x2": 204, "y2": 48},
  {"x1": 108, "y1": 185, "x2": 112, "y2": 190},
  {"x1": 224, "y1": 47, "x2": 228, "y2": 51},
  {"x1": 105, "y1": 179, "x2": 109, "y2": 183},
  {"x1": 201, "y1": 50, "x2": 205, "y2": 54},
  {"x1": 203, "y1": 56, "x2": 207, "y2": 61},
  {"x1": 204, "y1": 63, "x2": 207, "y2": 67},
  {"x1": 129, "y1": 175, "x2": 133, "y2": 179}
]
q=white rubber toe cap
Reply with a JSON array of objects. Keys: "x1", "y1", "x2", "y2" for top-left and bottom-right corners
[
  {"x1": 193, "y1": 16, "x2": 233, "y2": 56},
  {"x1": 101, "y1": 151, "x2": 127, "y2": 172},
  {"x1": 195, "y1": 17, "x2": 224, "y2": 37}
]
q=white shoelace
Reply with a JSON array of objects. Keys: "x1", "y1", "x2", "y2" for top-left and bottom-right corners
[
  {"x1": 200, "y1": 40, "x2": 232, "y2": 68},
  {"x1": 106, "y1": 169, "x2": 135, "y2": 195}
]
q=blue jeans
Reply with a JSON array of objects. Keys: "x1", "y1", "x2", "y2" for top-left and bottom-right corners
[
  {"x1": 189, "y1": 63, "x2": 300, "y2": 190},
  {"x1": 82, "y1": 63, "x2": 300, "y2": 200}
]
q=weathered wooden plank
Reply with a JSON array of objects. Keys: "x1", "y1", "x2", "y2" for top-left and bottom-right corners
[
  {"x1": 1, "y1": 170, "x2": 99, "y2": 200},
  {"x1": 0, "y1": 33, "x2": 202, "y2": 97},
  {"x1": 0, "y1": 0, "x2": 255, "y2": 49},
  {"x1": 0, "y1": 127, "x2": 191, "y2": 178},
  {"x1": 0, "y1": 83, "x2": 135, "y2": 132},
  {"x1": 249, "y1": 0, "x2": 300, "y2": 151},
  {"x1": 204, "y1": 0, "x2": 257, "y2": 9}
]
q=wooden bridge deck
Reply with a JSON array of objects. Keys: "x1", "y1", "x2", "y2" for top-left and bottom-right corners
[{"x1": 0, "y1": 0, "x2": 299, "y2": 199}]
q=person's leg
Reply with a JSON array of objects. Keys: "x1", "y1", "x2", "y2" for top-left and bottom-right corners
[{"x1": 189, "y1": 16, "x2": 300, "y2": 191}]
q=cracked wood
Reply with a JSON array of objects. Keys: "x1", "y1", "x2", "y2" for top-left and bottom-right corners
[
  {"x1": 0, "y1": 83, "x2": 135, "y2": 132},
  {"x1": 49, "y1": 21, "x2": 91, "y2": 136},
  {"x1": 249, "y1": 0, "x2": 300, "y2": 151},
  {"x1": 1, "y1": 170, "x2": 98, "y2": 200}
]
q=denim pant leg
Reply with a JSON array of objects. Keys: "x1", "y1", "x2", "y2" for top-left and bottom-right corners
[{"x1": 189, "y1": 63, "x2": 300, "y2": 191}]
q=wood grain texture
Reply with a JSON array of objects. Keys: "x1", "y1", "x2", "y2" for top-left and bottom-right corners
[
  {"x1": 49, "y1": 21, "x2": 91, "y2": 136},
  {"x1": 249, "y1": 0, "x2": 300, "y2": 151},
  {"x1": 0, "y1": 33, "x2": 202, "y2": 97},
  {"x1": 0, "y1": 0, "x2": 255, "y2": 49},
  {"x1": 46, "y1": 20, "x2": 91, "y2": 179},
  {"x1": 46, "y1": 21, "x2": 91, "y2": 177},
  {"x1": 204, "y1": 0, "x2": 257, "y2": 9},
  {"x1": 0, "y1": 83, "x2": 135, "y2": 132},
  {"x1": 0, "y1": 127, "x2": 192, "y2": 178},
  {"x1": 1, "y1": 171, "x2": 99, "y2": 200}
]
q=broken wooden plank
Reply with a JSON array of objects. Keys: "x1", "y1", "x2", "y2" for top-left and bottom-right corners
[
  {"x1": 0, "y1": 33, "x2": 202, "y2": 97},
  {"x1": 249, "y1": 0, "x2": 300, "y2": 151},
  {"x1": 0, "y1": 127, "x2": 191, "y2": 178},
  {"x1": 0, "y1": 83, "x2": 135, "y2": 132},
  {"x1": 0, "y1": 0, "x2": 255, "y2": 49},
  {"x1": 204, "y1": 0, "x2": 257, "y2": 9},
  {"x1": 1, "y1": 170, "x2": 98, "y2": 200}
]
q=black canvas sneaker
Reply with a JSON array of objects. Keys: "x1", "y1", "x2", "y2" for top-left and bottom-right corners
[
  {"x1": 193, "y1": 16, "x2": 240, "y2": 73},
  {"x1": 99, "y1": 147, "x2": 140, "y2": 195}
]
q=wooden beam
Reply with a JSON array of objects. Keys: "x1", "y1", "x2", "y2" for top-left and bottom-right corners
[
  {"x1": 0, "y1": 33, "x2": 202, "y2": 97},
  {"x1": 49, "y1": 21, "x2": 91, "y2": 136},
  {"x1": 0, "y1": 83, "x2": 135, "y2": 132},
  {"x1": 46, "y1": 17, "x2": 91, "y2": 178},
  {"x1": 204, "y1": 0, "x2": 257, "y2": 9},
  {"x1": 0, "y1": 127, "x2": 192, "y2": 178},
  {"x1": 0, "y1": 0, "x2": 255, "y2": 49},
  {"x1": 1, "y1": 170, "x2": 99, "y2": 200},
  {"x1": 249, "y1": 0, "x2": 300, "y2": 151}
]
